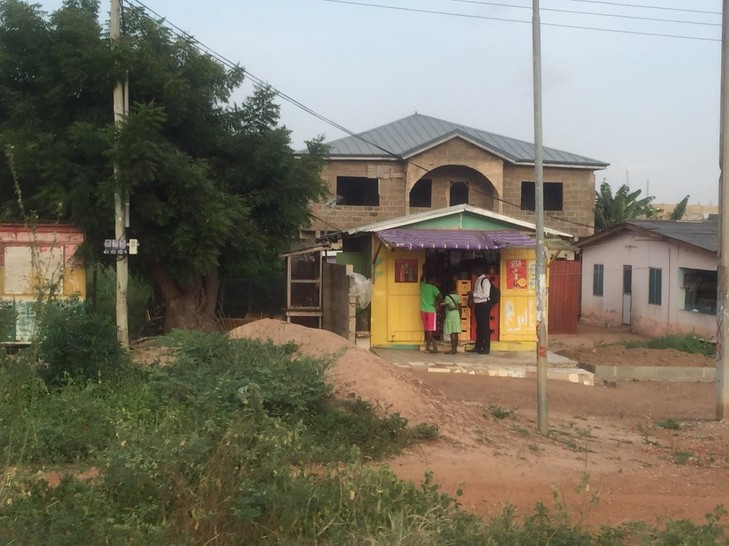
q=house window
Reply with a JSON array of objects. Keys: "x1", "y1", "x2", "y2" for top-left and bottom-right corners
[
  {"x1": 4, "y1": 245, "x2": 64, "y2": 295},
  {"x1": 336, "y1": 176, "x2": 379, "y2": 206},
  {"x1": 410, "y1": 179, "x2": 432, "y2": 208},
  {"x1": 450, "y1": 182, "x2": 469, "y2": 206},
  {"x1": 592, "y1": 263, "x2": 604, "y2": 296},
  {"x1": 648, "y1": 267, "x2": 662, "y2": 305},
  {"x1": 520, "y1": 181, "x2": 564, "y2": 211},
  {"x1": 682, "y1": 268, "x2": 717, "y2": 314}
]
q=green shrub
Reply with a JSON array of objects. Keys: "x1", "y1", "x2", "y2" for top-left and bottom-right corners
[
  {"x1": 168, "y1": 330, "x2": 332, "y2": 415},
  {"x1": 37, "y1": 301, "x2": 128, "y2": 387},
  {"x1": 0, "y1": 300, "x2": 16, "y2": 342},
  {"x1": 88, "y1": 265, "x2": 154, "y2": 340},
  {"x1": 303, "y1": 398, "x2": 413, "y2": 461}
]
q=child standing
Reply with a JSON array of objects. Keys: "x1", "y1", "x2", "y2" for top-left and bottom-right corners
[{"x1": 442, "y1": 282, "x2": 462, "y2": 354}]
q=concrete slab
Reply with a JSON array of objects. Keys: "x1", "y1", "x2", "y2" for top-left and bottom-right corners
[
  {"x1": 371, "y1": 347, "x2": 594, "y2": 386},
  {"x1": 583, "y1": 363, "x2": 715, "y2": 383}
]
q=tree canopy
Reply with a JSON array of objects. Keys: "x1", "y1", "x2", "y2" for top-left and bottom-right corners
[
  {"x1": 594, "y1": 180, "x2": 656, "y2": 232},
  {"x1": 0, "y1": 0, "x2": 327, "y2": 330}
]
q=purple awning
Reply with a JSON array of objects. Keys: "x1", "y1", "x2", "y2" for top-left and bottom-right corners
[{"x1": 377, "y1": 229, "x2": 536, "y2": 250}]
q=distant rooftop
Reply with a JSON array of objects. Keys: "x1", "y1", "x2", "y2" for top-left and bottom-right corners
[
  {"x1": 317, "y1": 113, "x2": 608, "y2": 169},
  {"x1": 626, "y1": 220, "x2": 718, "y2": 253},
  {"x1": 577, "y1": 220, "x2": 718, "y2": 254}
]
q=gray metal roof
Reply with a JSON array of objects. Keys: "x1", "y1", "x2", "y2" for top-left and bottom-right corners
[
  {"x1": 577, "y1": 220, "x2": 718, "y2": 253},
  {"x1": 626, "y1": 220, "x2": 719, "y2": 253},
  {"x1": 320, "y1": 113, "x2": 608, "y2": 168}
]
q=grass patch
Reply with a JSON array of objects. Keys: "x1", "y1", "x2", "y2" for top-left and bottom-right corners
[{"x1": 624, "y1": 334, "x2": 716, "y2": 357}]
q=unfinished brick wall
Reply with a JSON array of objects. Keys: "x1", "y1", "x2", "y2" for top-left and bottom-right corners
[
  {"x1": 501, "y1": 166, "x2": 596, "y2": 237},
  {"x1": 322, "y1": 262, "x2": 356, "y2": 342},
  {"x1": 308, "y1": 138, "x2": 597, "y2": 237}
]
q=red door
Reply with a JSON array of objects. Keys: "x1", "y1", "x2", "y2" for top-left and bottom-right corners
[{"x1": 548, "y1": 261, "x2": 579, "y2": 334}]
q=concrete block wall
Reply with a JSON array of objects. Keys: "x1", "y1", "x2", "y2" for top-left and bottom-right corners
[
  {"x1": 308, "y1": 140, "x2": 597, "y2": 237},
  {"x1": 322, "y1": 262, "x2": 356, "y2": 342},
  {"x1": 310, "y1": 161, "x2": 407, "y2": 232},
  {"x1": 501, "y1": 166, "x2": 595, "y2": 237}
]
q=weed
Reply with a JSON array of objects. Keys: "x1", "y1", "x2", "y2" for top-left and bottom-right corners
[
  {"x1": 570, "y1": 423, "x2": 595, "y2": 438},
  {"x1": 656, "y1": 417, "x2": 681, "y2": 430},
  {"x1": 510, "y1": 424, "x2": 530, "y2": 437},
  {"x1": 673, "y1": 450, "x2": 694, "y2": 465},
  {"x1": 412, "y1": 422, "x2": 439, "y2": 440},
  {"x1": 527, "y1": 443, "x2": 539, "y2": 452},
  {"x1": 637, "y1": 423, "x2": 661, "y2": 447},
  {"x1": 487, "y1": 404, "x2": 517, "y2": 420}
]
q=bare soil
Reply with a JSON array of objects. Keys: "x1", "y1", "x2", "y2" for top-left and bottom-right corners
[
  {"x1": 226, "y1": 321, "x2": 729, "y2": 528},
  {"x1": 550, "y1": 324, "x2": 715, "y2": 369}
]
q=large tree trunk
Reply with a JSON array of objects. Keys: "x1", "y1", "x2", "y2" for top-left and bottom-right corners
[{"x1": 150, "y1": 261, "x2": 220, "y2": 332}]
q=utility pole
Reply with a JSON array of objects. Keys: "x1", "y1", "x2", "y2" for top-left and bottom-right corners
[
  {"x1": 717, "y1": 0, "x2": 729, "y2": 419},
  {"x1": 111, "y1": 0, "x2": 129, "y2": 348},
  {"x1": 532, "y1": 0, "x2": 548, "y2": 433}
]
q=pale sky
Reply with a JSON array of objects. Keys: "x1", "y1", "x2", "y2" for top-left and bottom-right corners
[{"x1": 36, "y1": 0, "x2": 722, "y2": 206}]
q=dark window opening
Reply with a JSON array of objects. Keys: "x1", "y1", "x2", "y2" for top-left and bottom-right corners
[
  {"x1": 682, "y1": 268, "x2": 717, "y2": 314},
  {"x1": 623, "y1": 265, "x2": 632, "y2": 295},
  {"x1": 450, "y1": 182, "x2": 469, "y2": 206},
  {"x1": 410, "y1": 179, "x2": 432, "y2": 208},
  {"x1": 649, "y1": 267, "x2": 662, "y2": 305},
  {"x1": 336, "y1": 176, "x2": 379, "y2": 206},
  {"x1": 593, "y1": 263, "x2": 604, "y2": 297},
  {"x1": 520, "y1": 181, "x2": 564, "y2": 211}
]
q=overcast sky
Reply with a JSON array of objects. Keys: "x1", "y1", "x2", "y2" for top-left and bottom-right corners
[{"x1": 37, "y1": 0, "x2": 723, "y2": 206}]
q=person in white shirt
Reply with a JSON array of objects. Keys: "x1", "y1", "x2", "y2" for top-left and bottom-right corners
[{"x1": 467, "y1": 264, "x2": 496, "y2": 354}]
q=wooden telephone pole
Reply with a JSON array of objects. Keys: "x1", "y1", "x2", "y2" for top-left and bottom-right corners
[
  {"x1": 111, "y1": 0, "x2": 129, "y2": 347},
  {"x1": 532, "y1": 0, "x2": 548, "y2": 433},
  {"x1": 717, "y1": 0, "x2": 729, "y2": 419}
]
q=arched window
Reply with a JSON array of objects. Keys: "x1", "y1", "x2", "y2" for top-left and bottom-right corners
[
  {"x1": 449, "y1": 182, "x2": 469, "y2": 206},
  {"x1": 410, "y1": 179, "x2": 432, "y2": 208}
]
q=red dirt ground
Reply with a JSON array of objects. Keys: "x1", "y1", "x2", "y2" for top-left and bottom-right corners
[{"x1": 231, "y1": 321, "x2": 729, "y2": 528}]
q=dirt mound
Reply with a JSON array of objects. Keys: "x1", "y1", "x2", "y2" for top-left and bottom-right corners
[{"x1": 228, "y1": 319, "x2": 486, "y2": 444}]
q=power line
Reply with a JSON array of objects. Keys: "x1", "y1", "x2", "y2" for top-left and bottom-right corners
[
  {"x1": 564, "y1": 0, "x2": 720, "y2": 17},
  {"x1": 319, "y1": 0, "x2": 720, "y2": 42},
  {"x1": 442, "y1": 0, "x2": 720, "y2": 27},
  {"x1": 126, "y1": 0, "x2": 423, "y2": 159}
]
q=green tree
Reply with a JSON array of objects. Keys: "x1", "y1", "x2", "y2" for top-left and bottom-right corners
[
  {"x1": 594, "y1": 180, "x2": 656, "y2": 231},
  {"x1": 0, "y1": 0, "x2": 327, "y2": 331}
]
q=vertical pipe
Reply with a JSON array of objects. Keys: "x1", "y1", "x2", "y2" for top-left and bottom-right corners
[{"x1": 533, "y1": 0, "x2": 548, "y2": 433}]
